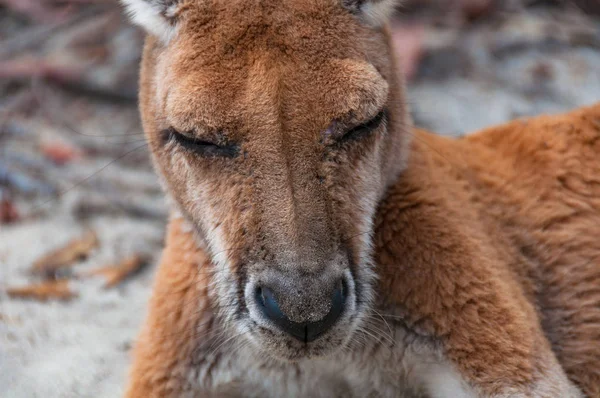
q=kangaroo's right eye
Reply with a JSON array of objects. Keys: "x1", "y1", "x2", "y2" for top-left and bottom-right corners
[
  {"x1": 164, "y1": 128, "x2": 239, "y2": 158},
  {"x1": 339, "y1": 109, "x2": 387, "y2": 144}
]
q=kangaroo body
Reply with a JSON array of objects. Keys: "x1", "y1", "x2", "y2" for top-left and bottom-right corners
[
  {"x1": 120, "y1": 0, "x2": 600, "y2": 396},
  {"x1": 127, "y1": 106, "x2": 600, "y2": 397}
]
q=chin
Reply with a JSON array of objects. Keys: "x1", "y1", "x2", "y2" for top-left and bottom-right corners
[{"x1": 239, "y1": 317, "x2": 358, "y2": 363}]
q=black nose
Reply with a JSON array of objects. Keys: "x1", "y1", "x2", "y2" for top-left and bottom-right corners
[{"x1": 255, "y1": 282, "x2": 345, "y2": 343}]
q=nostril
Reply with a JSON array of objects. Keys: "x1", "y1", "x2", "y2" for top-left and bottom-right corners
[
  {"x1": 255, "y1": 286, "x2": 287, "y2": 322},
  {"x1": 254, "y1": 281, "x2": 346, "y2": 343},
  {"x1": 255, "y1": 285, "x2": 308, "y2": 341},
  {"x1": 255, "y1": 286, "x2": 265, "y2": 306}
]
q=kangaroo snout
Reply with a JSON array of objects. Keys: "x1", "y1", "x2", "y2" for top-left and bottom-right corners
[
  {"x1": 249, "y1": 271, "x2": 349, "y2": 343},
  {"x1": 255, "y1": 281, "x2": 346, "y2": 343}
]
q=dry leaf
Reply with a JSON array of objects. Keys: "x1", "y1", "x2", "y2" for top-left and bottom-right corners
[
  {"x1": 31, "y1": 229, "x2": 99, "y2": 277},
  {"x1": 0, "y1": 198, "x2": 20, "y2": 224},
  {"x1": 40, "y1": 141, "x2": 83, "y2": 165},
  {"x1": 82, "y1": 254, "x2": 147, "y2": 288},
  {"x1": 7, "y1": 280, "x2": 76, "y2": 301}
]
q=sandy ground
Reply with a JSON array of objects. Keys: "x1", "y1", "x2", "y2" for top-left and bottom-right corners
[{"x1": 1, "y1": 5, "x2": 599, "y2": 398}]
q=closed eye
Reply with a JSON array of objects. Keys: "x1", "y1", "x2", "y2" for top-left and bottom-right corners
[
  {"x1": 339, "y1": 109, "x2": 388, "y2": 143},
  {"x1": 165, "y1": 128, "x2": 239, "y2": 158}
]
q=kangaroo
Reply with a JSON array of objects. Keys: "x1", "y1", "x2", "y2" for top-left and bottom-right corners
[{"x1": 120, "y1": 0, "x2": 600, "y2": 396}]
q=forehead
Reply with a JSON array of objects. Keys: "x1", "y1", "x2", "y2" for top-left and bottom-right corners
[
  {"x1": 160, "y1": 0, "x2": 390, "y2": 131},
  {"x1": 179, "y1": 0, "x2": 371, "y2": 59}
]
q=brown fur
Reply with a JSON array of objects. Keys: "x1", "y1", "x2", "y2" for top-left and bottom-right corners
[
  {"x1": 135, "y1": 0, "x2": 409, "y2": 364},
  {"x1": 122, "y1": 0, "x2": 600, "y2": 396},
  {"x1": 376, "y1": 106, "x2": 600, "y2": 396},
  {"x1": 126, "y1": 105, "x2": 600, "y2": 397}
]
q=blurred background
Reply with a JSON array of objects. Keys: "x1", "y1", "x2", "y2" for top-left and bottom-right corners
[{"x1": 1, "y1": 1, "x2": 599, "y2": 396}]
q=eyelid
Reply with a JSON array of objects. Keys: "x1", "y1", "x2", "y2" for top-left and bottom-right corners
[
  {"x1": 161, "y1": 127, "x2": 195, "y2": 144},
  {"x1": 173, "y1": 131, "x2": 218, "y2": 146},
  {"x1": 164, "y1": 127, "x2": 239, "y2": 158},
  {"x1": 338, "y1": 106, "x2": 386, "y2": 129},
  {"x1": 338, "y1": 108, "x2": 387, "y2": 142},
  {"x1": 164, "y1": 127, "x2": 234, "y2": 147},
  {"x1": 355, "y1": 109, "x2": 387, "y2": 130},
  {"x1": 166, "y1": 127, "x2": 215, "y2": 141}
]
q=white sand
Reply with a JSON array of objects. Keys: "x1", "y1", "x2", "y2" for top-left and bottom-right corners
[{"x1": 1, "y1": 206, "x2": 165, "y2": 398}]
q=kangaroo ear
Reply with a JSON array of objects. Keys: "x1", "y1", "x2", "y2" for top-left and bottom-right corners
[
  {"x1": 342, "y1": 0, "x2": 398, "y2": 27},
  {"x1": 120, "y1": 0, "x2": 182, "y2": 42}
]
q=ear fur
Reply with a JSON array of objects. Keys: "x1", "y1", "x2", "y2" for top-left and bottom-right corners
[
  {"x1": 120, "y1": 0, "x2": 181, "y2": 42},
  {"x1": 342, "y1": 0, "x2": 398, "y2": 27}
]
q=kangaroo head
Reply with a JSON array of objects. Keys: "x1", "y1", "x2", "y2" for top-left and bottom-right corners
[{"x1": 123, "y1": 0, "x2": 410, "y2": 361}]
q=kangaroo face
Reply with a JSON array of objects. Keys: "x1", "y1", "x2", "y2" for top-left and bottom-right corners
[{"x1": 127, "y1": 0, "x2": 408, "y2": 361}]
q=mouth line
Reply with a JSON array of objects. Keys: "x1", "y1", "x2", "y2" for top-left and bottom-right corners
[{"x1": 247, "y1": 310, "x2": 357, "y2": 350}]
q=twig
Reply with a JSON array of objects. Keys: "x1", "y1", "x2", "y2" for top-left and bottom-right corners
[
  {"x1": 0, "y1": 57, "x2": 84, "y2": 83},
  {"x1": 0, "y1": 7, "x2": 102, "y2": 59},
  {"x1": 30, "y1": 229, "x2": 99, "y2": 277},
  {"x1": 7, "y1": 280, "x2": 77, "y2": 301},
  {"x1": 81, "y1": 254, "x2": 148, "y2": 288}
]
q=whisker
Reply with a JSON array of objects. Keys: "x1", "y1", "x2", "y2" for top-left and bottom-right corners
[
  {"x1": 208, "y1": 331, "x2": 246, "y2": 358},
  {"x1": 29, "y1": 142, "x2": 149, "y2": 212},
  {"x1": 371, "y1": 308, "x2": 394, "y2": 341}
]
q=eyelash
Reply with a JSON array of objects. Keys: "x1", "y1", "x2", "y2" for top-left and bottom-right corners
[
  {"x1": 165, "y1": 128, "x2": 239, "y2": 158},
  {"x1": 339, "y1": 109, "x2": 388, "y2": 143}
]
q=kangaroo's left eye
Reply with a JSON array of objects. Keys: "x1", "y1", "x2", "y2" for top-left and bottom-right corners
[
  {"x1": 165, "y1": 128, "x2": 239, "y2": 158},
  {"x1": 339, "y1": 109, "x2": 387, "y2": 143}
]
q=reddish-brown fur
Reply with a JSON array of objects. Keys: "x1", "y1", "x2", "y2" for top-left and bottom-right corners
[
  {"x1": 127, "y1": 106, "x2": 600, "y2": 397},
  {"x1": 121, "y1": 0, "x2": 599, "y2": 396},
  {"x1": 376, "y1": 108, "x2": 600, "y2": 396}
]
